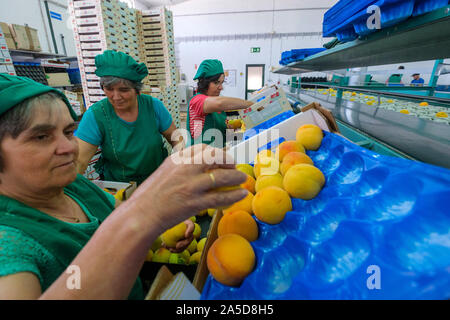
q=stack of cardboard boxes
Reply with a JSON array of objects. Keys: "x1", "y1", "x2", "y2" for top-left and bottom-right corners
[
  {"x1": 0, "y1": 24, "x2": 16, "y2": 76},
  {"x1": 0, "y1": 22, "x2": 41, "y2": 52}
]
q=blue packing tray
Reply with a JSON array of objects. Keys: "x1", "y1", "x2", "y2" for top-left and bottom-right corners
[
  {"x1": 412, "y1": 0, "x2": 449, "y2": 16},
  {"x1": 280, "y1": 48, "x2": 327, "y2": 66},
  {"x1": 323, "y1": 0, "x2": 417, "y2": 41},
  {"x1": 243, "y1": 111, "x2": 295, "y2": 141},
  {"x1": 201, "y1": 131, "x2": 450, "y2": 300}
]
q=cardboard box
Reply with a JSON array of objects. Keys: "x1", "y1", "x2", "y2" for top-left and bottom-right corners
[
  {"x1": 26, "y1": 26, "x2": 41, "y2": 52},
  {"x1": 0, "y1": 22, "x2": 16, "y2": 49},
  {"x1": 46, "y1": 72, "x2": 71, "y2": 86},
  {"x1": 10, "y1": 24, "x2": 30, "y2": 50},
  {"x1": 91, "y1": 180, "x2": 137, "y2": 201}
]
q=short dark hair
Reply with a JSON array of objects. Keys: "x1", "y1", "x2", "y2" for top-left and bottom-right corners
[
  {"x1": 196, "y1": 73, "x2": 224, "y2": 94},
  {"x1": 398, "y1": 66, "x2": 405, "y2": 70}
]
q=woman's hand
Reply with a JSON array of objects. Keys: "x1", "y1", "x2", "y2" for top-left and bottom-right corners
[
  {"x1": 162, "y1": 219, "x2": 195, "y2": 253},
  {"x1": 128, "y1": 144, "x2": 248, "y2": 237}
]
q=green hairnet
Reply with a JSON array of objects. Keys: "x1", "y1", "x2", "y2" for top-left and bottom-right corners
[
  {"x1": 95, "y1": 50, "x2": 148, "y2": 82},
  {"x1": 193, "y1": 59, "x2": 224, "y2": 80},
  {"x1": 0, "y1": 74, "x2": 77, "y2": 120}
]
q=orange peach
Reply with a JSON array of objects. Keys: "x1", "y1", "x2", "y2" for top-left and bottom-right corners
[
  {"x1": 240, "y1": 174, "x2": 256, "y2": 194},
  {"x1": 207, "y1": 234, "x2": 256, "y2": 287},
  {"x1": 252, "y1": 186, "x2": 292, "y2": 224},
  {"x1": 253, "y1": 156, "x2": 280, "y2": 179},
  {"x1": 283, "y1": 164, "x2": 325, "y2": 200},
  {"x1": 275, "y1": 140, "x2": 305, "y2": 162},
  {"x1": 255, "y1": 173, "x2": 284, "y2": 193},
  {"x1": 223, "y1": 191, "x2": 254, "y2": 215},
  {"x1": 218, "y1": 210, "x2": 259, "y2": 242},
  {"x1": 296, "y1": 124, "x2": 323, "y2": 151},
  {"x1": 280, "y1": 152, "x2": 314, "y2": 176}
]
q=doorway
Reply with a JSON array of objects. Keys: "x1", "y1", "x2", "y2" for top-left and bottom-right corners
[{"x1": 245, "y1": 64, "x2": 265, "y2": 100}]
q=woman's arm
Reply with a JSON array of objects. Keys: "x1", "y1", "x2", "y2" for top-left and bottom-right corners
[
  {"x1": 162, "y1": 122, "x2": 184, "y2": 151},
  {"x1": 76, "y1": 138, "x2": 99, "y2": 175},
  {"x1": 203, "y1": 96, "x2": 253, "y2": 114},
  {"x1": 36, "y1": 145, "x2": 247, "y2": 299}
]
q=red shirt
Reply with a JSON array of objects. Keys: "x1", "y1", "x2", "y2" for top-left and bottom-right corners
[{"x1": 189, "y1": 94, "x2": 208, "y2": 139}]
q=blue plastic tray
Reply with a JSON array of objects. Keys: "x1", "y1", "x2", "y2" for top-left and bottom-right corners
[
  {"x1": 280, "y1": 48, "x2": 327, "y2": 66},
  {"x1": 201, "y1": 131, "x2": 450, "y2": 300},
  {"x1": 243, "y1": 111, "x2": 295, "y2": 140},
  {"x1": 413, "y1": 0, "x2": 449, "y2": 16}
]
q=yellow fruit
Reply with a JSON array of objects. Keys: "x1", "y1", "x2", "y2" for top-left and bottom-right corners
[
  {"x1": 180, "y1": 250, "x2": 191, "y2": 262},
  {"x1": 145, "y1": 250, "x2": 153, "y2": 262},
  {"x1": 436, "y1": 112, "x2": 448, "y2": 118},
  {"x1": 241, "y1": 174, "x2": 256, "y2": 194},
  {"x1": 152, "y1": 248, "x2": 171, "y2": 263},
  {"x1": 193, "y1": 223, "x2": 201, "y2": 239},
  {"x1": 255, "y1": 173, "x2": 284, "y2": 193},
  {"x1": 296, "y1": 124, "x2": 323, "y2": 151},
  {"x1": 189, "y1": 216, "x2": 196, "y2": 223},
  {"x1": 161, "y1": 222, "x2": 187, "y2": 248},
  {"x1": 419, "y1": 102, "x2": 429, "y2": 107},
  {"x1": 387, "y1": 99, "x2": 394, "y2": 103},
  {"x1": 218, "y1": 210, "x2": 258, "y2": 242},
  {"x1": 253, "y1": 156, "x2": 280, "y2": 178},
  {"x1": 114, "y1": 188, "x2": 125, "y2": 201},
  {"x1": 280, "y1": 152, "x2": 314, "y2": 176},
  {"x1": 351, "y1": 92, "x2": 356, "y2": 96},
  {"x1": 207, "y1": 234, "x2": 256, "y2": 287},
  {"x1": 400, "y1": 109, "x2": 410, "y2": 114},
  {"x1": 275, "y1": 140, "x2": 305, "y2": 162},
  {"x1": 223, "y1": 191, "x2": 254, "y2": 215},
  {"x1": 151, "y1": 236, "x2": 162, "y2": 251},
  {"x1": 367, "y1": 101, "x2": 374, "y2": 105},
  {"x1": 252, "y1": 186, "x2": 292, "y2": 224},
  {"x1": 236, "y1": 164, "x2": 255, "y2": 179},
  {"x1": 198, "y1": 209, "x2": 208, "y2": 217},
  {"x1": 197, "y1": 237, "x2": 207, "y2": 252},
  {"x1": 254, "y1": 150, "x2": 273, "y2": 165},
  {"x1": 229, "y1": 119, "x2": 242, "y2": 129},
  {"x1": 207, "y1": 208, "x2": 216, "y2": 217},
  {"x1": 283, "y1": 164, "x2": 325, "y2": 200},
  {"x1": 187, "y1": 239, "x2": 198, "y2": 254},
  {"x1": 189, "y1": 251, "x2": 202, "y2": 265},
  {"x1": 169, "y1": 253, "x2": 187, "y2": 265}
]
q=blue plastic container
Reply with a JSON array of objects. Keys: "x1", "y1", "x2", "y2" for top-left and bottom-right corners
[
  {"x1": 243, "y1": 111, "x2": 295, "y2": 140},
  {"x1": 412, "y1": 0, "x2": 449, "y2": 16},
  {"x1": 201, "y1": 131, "x2": 450, "y2": 300},
  {"x1": 67, "y1": 68, "x2": 81, "y2": 84}
]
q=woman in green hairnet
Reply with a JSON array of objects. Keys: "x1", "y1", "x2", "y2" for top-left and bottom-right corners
[
  {"x1": 76, "y1": 50, "x2": 181, "y2": 185},
  {"x1": 0, "y1": 74, "x2": 248, "y2": 299},
  {"x1": 187, "y1": 59, "x2": 254, "y2": 148}
]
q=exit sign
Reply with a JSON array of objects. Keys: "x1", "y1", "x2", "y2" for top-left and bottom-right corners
[{"x1": 251, "y1": 47, "x2": 260, "y2": 53}]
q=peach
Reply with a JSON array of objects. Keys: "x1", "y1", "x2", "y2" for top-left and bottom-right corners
[
  {"x1": 223, "y1": 191, "x2": 254, "y2": 215},
  {"x1": 241, "y1": 174, "x2": 256, "y2": 194},
  {"x1": 207, "y1": 234, "x2": 256, "y2": 287},
  {"x1": 152, "y1": 247, "x2": 171, "y2": 263},
  {"x1": 218, "y1": 210, "x2": 259, "y2": 242},
  {"x1": 275, "y1": 140, "x2": 305, "y2": 162},
  {"x1": 254, "y1": 150, "x2": 273, "y2": 165},
  {"x1": 280, "y1": 152, "x2": 314, "y2": 176},
  {"x1": 236, "y1": 164, "x2": 255, "y2": 179},
  {"x1": 296, "y1": 124, "x2": 323, "y2": 151},
  {"x1": 252, "y1": 186, "x2": 292, "y2": 224},
  {"x1": 253, "y1": 156, "x2": 280, "y2": 178},
  {"x1": 283, "y1": 164, "x2": 325, "y2": 200},
  {"x1": 255, "y1": 173, "x2": 284, "y2": 193},
  {"x1": 189, "y1": 251, "x2": 202, "y2": 265}
]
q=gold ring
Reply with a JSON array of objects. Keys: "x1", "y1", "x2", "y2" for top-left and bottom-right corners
[{"x1": 208, "y1": 172, "x2": 216, "y2": 189}]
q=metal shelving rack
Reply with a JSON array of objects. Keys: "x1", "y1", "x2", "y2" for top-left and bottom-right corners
[{"x1": 271, "y1": 5, "x2": 450, "y2": 169}]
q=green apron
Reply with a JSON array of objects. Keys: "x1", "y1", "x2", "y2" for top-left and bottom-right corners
[
  {"x1": 186, "y1": 94, "x2": 228, "y2": 148},
  {"x1": 387, "y1": 74, "x2": 403, "y2": 84},
  {"x1": 92, "y1": 94, "x2": 168, "y2": 185},
  {"x1": 0, "y1": 174, "x2": 144, "y2": 300}
]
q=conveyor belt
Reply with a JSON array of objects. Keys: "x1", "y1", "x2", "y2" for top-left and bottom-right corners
[{"x1": 288, "y1": 91, "x2": 450, "y2": 169}]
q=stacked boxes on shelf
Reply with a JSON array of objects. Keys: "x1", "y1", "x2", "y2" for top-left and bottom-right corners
[{"x1": 0, "y1": 24, "x2": 16, "y2": 76}]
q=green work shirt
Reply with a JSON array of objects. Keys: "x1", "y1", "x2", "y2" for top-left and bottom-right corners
[
  {"x1": 186, "y1": 94, "x2": 228, "y2": 148},
  {"x1": 0, "y1": 174, "x2": 144, "y2": 299},
  {"x1": 91, "y1": 95, "x2": 168, "y2": 185}
]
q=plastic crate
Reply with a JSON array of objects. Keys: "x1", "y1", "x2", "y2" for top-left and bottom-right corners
[
  {"x1": 67, "y1": 68, "x2": 81, "y2": 84},
  {"x1": 201, "y1": 124, "x2": 450, "y2": 300},
  {"x1": 243, "y1": 110, "x2": 295, "y2": 141},
  {"x1": 280, "y1": 48, "x2": 327, "y2": 66}
]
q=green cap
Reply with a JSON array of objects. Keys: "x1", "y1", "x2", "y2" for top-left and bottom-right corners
[
  {"x1": 193, "y1": 59, "x2": 224, "y2": 80},
  {"x1": 95, "y1": 50, "x2": 148, "y2": 82},
  {"x1": 0, "y1": 74, "x2": 77, "y2": 120}
]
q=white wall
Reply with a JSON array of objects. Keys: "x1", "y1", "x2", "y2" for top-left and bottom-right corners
[
  {"x1": 0, "y1": 0, "x2": 77, "y2": 57},
  {"x1": 168, "y1": 0, "x2": 337, "y2": 99}
]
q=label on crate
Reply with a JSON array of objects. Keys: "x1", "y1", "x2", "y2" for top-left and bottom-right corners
[
  {"x1": 82, "y1": 50, "x2": 102, "y2": 57},
  {"x1": 75, "y1": 8, "x2": 97, "y2": 17},
  {"x1": 85, "y1": 73, "x2": 100, "y2": 80},
  {"x1": 81, "y1": 42, "x2": 103, "y2": 49},
  {"x1": 76, "y1": 17, "x2": 99, "y2": 25},
  {"x1": 88, "y1": 89, "x2": 103, "y2": 95},
  {"x1": 89, "y1": 95, "x2": 104, "y2": 102},
  {"x1": 86, "y1": 80, "x2": 101, "y2": 88},
  {"x1": 78, "y1": 26, "x2": 101, "y2": 33},
  {"x1": 82, "y1": 58, "x2": 96, "y2": 65},
  {"x1": 84, "y1": 66, "x2": 96, "y2": 73},
  {"x1": 73, "y1": 0, "x2": 98, "y2": 9},
  {"x1": 79, "y1": 34, "x2": 103, "y2": 41}
]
